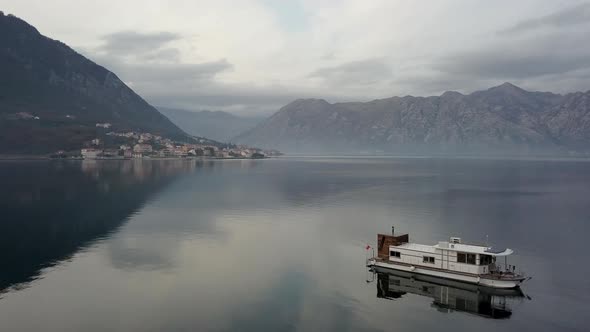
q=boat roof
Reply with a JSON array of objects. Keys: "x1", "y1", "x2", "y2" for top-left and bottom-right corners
[
  {"x1": 394, "y1": 242, "x2": 513, "y2": 256},
  {"x1": 396, "y1": 243, "x2": 438, "y2": 254}
]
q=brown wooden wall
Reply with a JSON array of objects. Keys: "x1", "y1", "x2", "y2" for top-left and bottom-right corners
[{"x1": 377, "y1": 233, "x2": 409, "y2": 258}]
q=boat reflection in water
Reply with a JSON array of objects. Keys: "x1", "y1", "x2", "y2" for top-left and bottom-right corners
[{"x1": 371, "y1": 267, "x2": 527, "y2": 319}]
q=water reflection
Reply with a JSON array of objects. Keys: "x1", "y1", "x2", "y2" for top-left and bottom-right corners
[
  {"x1": 371, "y1": 267, "x2": 526, "y2": 319},
  {"x1": 0, "y1": 157, "x2": 588, "y2": 331},
  {"x1": 0, "y1": 160, "x2": 196, "y2": 294}
]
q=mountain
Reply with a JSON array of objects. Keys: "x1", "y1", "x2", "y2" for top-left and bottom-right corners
[
  {"x1": 234, "y1": 83, "x2": 590, "y2": 154},
  {"x1": 158, "y1": 107, "x2": 263, "y2": 142},
  {"x1": 0, "y1": 12, "x2": 191, "y2": 154}
]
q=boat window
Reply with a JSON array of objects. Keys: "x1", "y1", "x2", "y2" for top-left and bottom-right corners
[
  {"x1": 390, "y1": 251, "x2": 401, "y2": 258},
  {"x1": 423, "y1": 256, "x2": 435, "y2": 264},
  {"x1": 457, "y1": 253, "x2": 466, "y2": 263},
  {"x1": 480, "y1": 254, "x2": 492, "y2": 265},
  {"x1": 457, "y1": 252, "x2": 476, "y2": 264}
]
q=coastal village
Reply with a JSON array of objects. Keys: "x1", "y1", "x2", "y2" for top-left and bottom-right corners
[{"x1": 60, "y1": 123, "x2": 281, "y2": 160}]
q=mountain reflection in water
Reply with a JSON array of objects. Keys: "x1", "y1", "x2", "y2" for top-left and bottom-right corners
[
  {"x1": 0, "y1": 160, "x2": 198, "y2": 294},
  {"x1": 372, "y1": 267, "x2": 526, "y2": 319}
]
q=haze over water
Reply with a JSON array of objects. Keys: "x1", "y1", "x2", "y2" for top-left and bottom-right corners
[{"x1": 0, "y1": 157, "x2": 588, "y2": 331}]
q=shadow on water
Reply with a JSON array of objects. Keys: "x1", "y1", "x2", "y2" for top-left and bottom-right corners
[
  {"x1": 371, "y1": 267, "x2": 527, "y2": 320},
  {"x1": 0, "y1": 159, "x2": 195, "y2": 294}
]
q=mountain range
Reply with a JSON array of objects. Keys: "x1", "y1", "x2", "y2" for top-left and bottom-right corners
[
  {"x1": 0, "y1": 12, "x2": 191, "y2": 154},
  {"x1": 158, "y1": 108, "x2": 262, "y2": 142},
  {"x1": 4, "y1": 11, "x2": 590, "y2": 156},
  {"x1": 235, "y1": 83, "x2": 590, "y2": 154}
]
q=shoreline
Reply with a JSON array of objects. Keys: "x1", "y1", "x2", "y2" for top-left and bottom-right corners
[
  {"x1": 0, "y1": 154, "x2": 50, "y2": 160},
  {"x1": 4, "y1": 153, "x2": 590, "y2": 162},
  {"x1": 0, "y1": 155, "x2": 274, "y2": 161}
]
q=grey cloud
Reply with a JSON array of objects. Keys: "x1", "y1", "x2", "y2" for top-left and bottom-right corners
[
  {"x1": 421, "y1": 8, "x2": 590, "y2": 94},
  {"x1": 136, "y1": 77, "x2": 359, "y2": 115},
  {"x1": 85, "y1": 46, "x2": 293, "y2": 116},
  {"x1": 151, "y1": 91, "x2": 294, "y2": 107},
  {"x1": 320, "y1": 52, "x2": 336, "y2": 60},
  {"x1": 436, "y1": 52, "x2": 590, "y2": 79},
  {"x1": 499, "y1": 3, "x2": 590, "y2": 34},
  {"x1": 521, "y1": 67, "x2": 590, "y2": 94},
  {"x1": 433, "y1": 28, "x2": 590, "y2": 81},
  {"x1": 86, "y1": 49, "x2": 233, "y2": 83},
  {"x1": 144, "y1": 84, "x2": 316, "y2": 115},
  {"x1": 82, "y1": 52, "x2": 286, "y2": 112},
  {"x1": 309, "y1": 58, "x2": 392, "y2": 85},
  {"x1": 140, "y1": 48, "x2": 181, "y2": 62},
  {"x1": 100, "y1": 31, "x2": 181, "y2": 55},
  {"x1": 394, "y1": 75, "x2": 478, "y2": 96},
  {"x1": 91, "y1": 31, "x2": 233, "y2": 83},
  {"x1": 117, "y1": 59, "x2": 233, "y2": 82},
  {"x1": 85, "y1": 31, "x2": 255, "y2": 112}
]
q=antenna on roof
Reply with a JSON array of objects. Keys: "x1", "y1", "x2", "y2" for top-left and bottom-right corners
[
  {"x1": 486, "y1": 234, "x2": 489, "y2": 247},
  {"x1": 391, "y1": 226, "x2": 395, "y2": 236}
]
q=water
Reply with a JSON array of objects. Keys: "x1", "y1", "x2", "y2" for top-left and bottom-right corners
[{"x1": 0, "y1": 157, "x2": 589, "y2": 331}]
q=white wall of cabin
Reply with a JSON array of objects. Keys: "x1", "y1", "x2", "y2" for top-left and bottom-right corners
[{"x1": 388, "y1": 246, "x2": 487, "y2": 274}]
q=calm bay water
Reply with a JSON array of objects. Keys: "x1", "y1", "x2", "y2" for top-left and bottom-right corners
[{"x1": 0, "y1": 157, "x2": 589, "y2": 331}]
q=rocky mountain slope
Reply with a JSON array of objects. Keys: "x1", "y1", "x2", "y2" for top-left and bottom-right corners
[
  {"x1": 235, "y1": 83, "x2": 590, "y2": 154},
  {"x1": 158, "y1": 108, "x2": 262, "y2": 142},
  {"x1": 0, "y1": 12, "x2": 191, "y2": 154}
]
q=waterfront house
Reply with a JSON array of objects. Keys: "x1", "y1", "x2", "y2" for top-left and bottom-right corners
[
  {"x1": 81, "y1": 148, "x2": 102, "y2": 159},
  {"x1": 133, "y1": 144, "x2": 153, "y2": 154}
]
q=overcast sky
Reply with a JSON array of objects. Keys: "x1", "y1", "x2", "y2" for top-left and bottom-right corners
[{"x1": 2, "y1": 0, "x2": 590, "y2": 115}]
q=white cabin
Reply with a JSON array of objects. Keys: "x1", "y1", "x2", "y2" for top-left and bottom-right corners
[{"x1": 387, "y1": 238, "x2": 513, "y2": 276}]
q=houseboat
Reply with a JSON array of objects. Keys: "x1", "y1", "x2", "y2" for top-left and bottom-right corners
[{"x1": 367, "y1": 228, "x2": 529, "y2": 289}]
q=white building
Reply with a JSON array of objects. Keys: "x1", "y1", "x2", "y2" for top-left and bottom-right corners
[
  {"x1": 133, "y1": 144, "x2": 153, "y2": 153},
  {"x1": 81, "y1": 148, "x2": 102, "y2": 159},
  {"x1": 139, "y1": 133, "x2": 153, "y2": 141},
  {"x1": 216, "y1": 151, "x2": 230, "y2": 158},
  {"x1": 96, "y1": 123, "x2": 112, "y2": 129}
]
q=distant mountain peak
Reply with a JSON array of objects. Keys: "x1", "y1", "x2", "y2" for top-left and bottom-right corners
[
  {"x1": 489, "y1": 82, "x2": 526, "y2": 93},
  {"x1": 289, "y1": 98, "x2": 330, "y2": 105},
  {"x1": 279, "y1": 98, "x2": 333, "y2": 115},
  {"x1": 441, "y1": 91, "x2": 464, "y2": 98},
  {"x1": 499, "y1": 82, "x2": 519, "y2": 88}
]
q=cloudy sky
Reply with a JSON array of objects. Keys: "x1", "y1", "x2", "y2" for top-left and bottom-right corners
[{"x1": 2, "y1": 0, "x2": 590, "y2": 115}]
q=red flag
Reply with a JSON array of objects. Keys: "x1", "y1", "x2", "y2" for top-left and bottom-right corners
[{"x1": 365, "y1": 245, "x2": 371, "y2": 250}]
